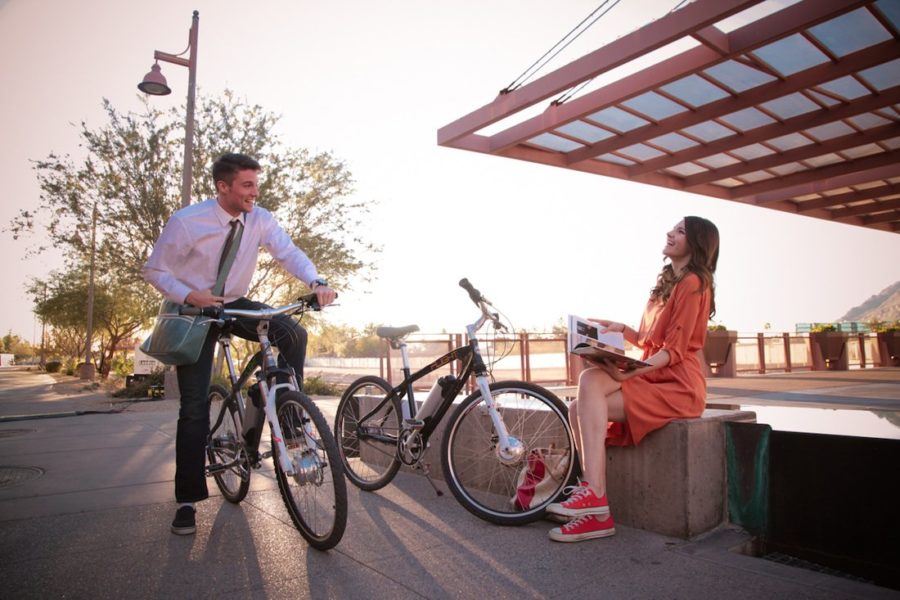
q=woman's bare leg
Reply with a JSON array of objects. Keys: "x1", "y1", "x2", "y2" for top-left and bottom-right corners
[{"x1": 575, "y1": 367, "x2": 625, "y2": 498}]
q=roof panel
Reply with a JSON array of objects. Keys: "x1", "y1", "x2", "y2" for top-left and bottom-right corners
[
  {"x1": 697, "y1": 153, "x2": 742, "y2": 169},
  {"x1": 719, "y1": 107, "x2": 777, "y2": 131},
  {"x1": 817, "y1": 75, "x2": 873, "y2": 100},
  {"x1": 619, "y1": 143, "x2": 666, "y2": 161},
  {"x1": 556, "y1": 121, "x2": 615, "y2": 143},
  {"x1": 875, "y1": 0, "x2": 900, "y2": 29},
  {"x1": 859, "y1": 58, "x2": 900, "y2": 91},
  {"x1": 587, "y1": 107, "x2": 650, "y2": 132},
  {"x1": 731, "y1": 143, "x2": 776, "y2": 160},
  {"x1": 846, "y1": 112, "x2": 893, "y2": 130},
  {"x1": 596, "y1": 153, "x2": 635, "y2": 166},
  {"x1": 666, "y1": 162, "x2": 708, "y2": 177},
  {"x1": 704, "y1": 59, "x2": 777, "y2": 93},
  {"x1": 752, "y1": 34, "x2": 830, "y2": 76},
  {"x1": 804, "y1": 121, "x2": 857, "y2": 141},
  {"x1": 660, "y1": 74, "x2": 731, "y2": 108},
  {"x1": 648, "y1": 132, "x2": 700, "y2": 152},
  {"x1": 527, "y1": 133, "x2": 584, "y2": 152},
  {"x1": 681, "y1": 120, "x2": 737, "y2": 142},
  {"x1": 760, "y1": 93, "x2": 821, "y2": 120},
  {"x1": 841, "y1": 143, "x2": 886, "y2": 159},
  {"x1": 622, "y1": 91, "x2": 689, "y2": 120},
  {"x1": 804, "y1": 153, "x2": 844, "y2": 168},
  {"x1": 808, "y1": 8, "x2": 893, "y2": 57},
  {"x1": 767, "y1": 132, "x2": 814, "y2": 151}
]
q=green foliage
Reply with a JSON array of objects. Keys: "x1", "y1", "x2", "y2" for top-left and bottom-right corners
[
  {"x1": 871, "y1": 320, "x2": 900, "y2": 333},
  {"x1": 112, "y1": 369, "x2": 166, "y2": 398},
  {"x1": 45, "y1": 361, "x2": 62, "y2": 373},
  {"x1": 308, "y1": 322, "x2": 383, "y2": 358},
  {"x1": 708, "y1": 324, "x2": 727, "y2": 332},
  {"x1": 12, "y1": 91, "x2": 379, "y2": 375},
  {"x1": 810, "y1": 323, "x2": 838, "y2": 333},
  {"x1": 303, "y1": 375, "x2": 342, "y2": 396}
]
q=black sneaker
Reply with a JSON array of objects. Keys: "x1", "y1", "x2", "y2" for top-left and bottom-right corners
[{"x1": 171, "y1": 506, "x2": 196, "y2": 535}]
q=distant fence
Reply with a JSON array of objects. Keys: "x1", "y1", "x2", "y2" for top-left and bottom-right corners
[{"x1": 305, "y1": 332, "x2": 890, "y2": 388}]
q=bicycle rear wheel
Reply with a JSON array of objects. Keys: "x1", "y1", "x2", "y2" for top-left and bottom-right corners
[
  {"x1": 441, "y1": 381, "x2": 576, "y2": 525},
  {"x1": 207, "y1": 384, "x2": 250, "y2": 503},
  {"x1": 273, "y1": 391, "x2": 347, "y2": 550},
  {"x1": 334, "y1": 376, "x2": 402, "y2": 491}
]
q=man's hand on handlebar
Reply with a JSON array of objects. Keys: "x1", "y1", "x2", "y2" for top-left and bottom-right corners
[
  {"x1": 314, "y1": 285, "x2": 336, "y2": 308},
  {"x1": 185, "y1": 289, "x2": 224, "y2": 308}
]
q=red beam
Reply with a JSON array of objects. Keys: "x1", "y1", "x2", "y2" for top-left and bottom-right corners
[
  {"x1": 831, "y1": 197, "x2": 900, "y2": 218},
  {"x1": 437, "y1": 0, "x2": 761, "y2": 146}
]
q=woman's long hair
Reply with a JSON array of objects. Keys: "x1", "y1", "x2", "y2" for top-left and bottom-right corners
[{"x1": 650, "y1": 216, "x2": 719, "y2": 318}]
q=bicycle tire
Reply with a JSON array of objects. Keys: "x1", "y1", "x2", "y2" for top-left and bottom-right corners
[
  {"x1": 334, "y1": 375, "x2": 402, "y2": 491},
  {"x1": 273, "y1": 391, "x2": 347, "y2": 550},
  {"x1": 207, "y1": 384, "x2": 250, "y2": 503},
  {"x1": 441, "y1": 381, "x2": 576, "y2": 526}
]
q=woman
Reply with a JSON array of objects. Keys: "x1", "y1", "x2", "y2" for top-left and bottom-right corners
[{"x1": 547, "y1": 216, "x2": 720, "y2": 543}]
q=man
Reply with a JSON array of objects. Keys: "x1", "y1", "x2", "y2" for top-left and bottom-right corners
[{"x1": 143, "y1": 152, "x2": 335, "y2": 535}]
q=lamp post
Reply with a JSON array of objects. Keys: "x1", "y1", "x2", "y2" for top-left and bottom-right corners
[
  {"x1": 138, "y1": 9, "x2": 199, "y2": 209},
  {"x1": 137, "y1": 11, "x2": 199, "y2": 398}
]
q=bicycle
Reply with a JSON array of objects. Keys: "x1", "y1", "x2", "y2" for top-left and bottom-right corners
[
  {"x1": 334, "y1": 279, "x2": 576, "y2": 525},
  {"x1": 183, "y1": 293, "x2": 347, "y2": 550}
]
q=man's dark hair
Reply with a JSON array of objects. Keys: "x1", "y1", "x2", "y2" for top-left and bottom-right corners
[{"x1": 212, "y1": 153, "x2": 261, "y2": 186}]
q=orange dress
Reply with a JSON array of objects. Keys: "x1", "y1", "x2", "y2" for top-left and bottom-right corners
[{"x1": 607, "y1": 272, "x2": 710, "y2": 446}]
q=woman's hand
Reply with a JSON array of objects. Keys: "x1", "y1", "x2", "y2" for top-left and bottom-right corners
[
  {"x1": 591, "y1": 319, "x2": 625, "y2": 334},
  {"x1": 594, "y1": 359, "x2": 641, "y2": 382}
]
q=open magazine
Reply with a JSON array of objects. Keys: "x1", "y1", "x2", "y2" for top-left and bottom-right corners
[{"x1": 567, "y1": 315, "x2": 650, "y2": 370}]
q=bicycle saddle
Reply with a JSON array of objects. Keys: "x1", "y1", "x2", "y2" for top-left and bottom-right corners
[{"x1": 376, "y1": 325, "x2": 419, "y2": 339}]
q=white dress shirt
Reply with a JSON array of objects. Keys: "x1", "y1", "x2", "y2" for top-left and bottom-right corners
[{"x1": 143, "y1": 198, "x2": 319, "y2": 304}]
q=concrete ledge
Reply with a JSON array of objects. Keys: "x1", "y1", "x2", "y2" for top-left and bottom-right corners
[{"x1": 607, "y1": 408, "x2": 756, "y2": 539}]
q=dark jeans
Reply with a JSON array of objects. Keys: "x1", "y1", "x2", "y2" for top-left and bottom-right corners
[{"x1": 173, "y1": 297, "x2": 308, "y2": 503}]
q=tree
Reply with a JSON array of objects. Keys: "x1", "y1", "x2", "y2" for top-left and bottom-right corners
[
  {"x1": 2, "y1": 331, "x2": 34, "y2": 362},
  {"x1": 11, "y1": 91, "x2": 378, "y2": 374}
]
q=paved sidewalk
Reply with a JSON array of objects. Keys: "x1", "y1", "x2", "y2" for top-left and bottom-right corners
[{"x1": 0, "y1": 367, "x2": 897, "y2": 599}]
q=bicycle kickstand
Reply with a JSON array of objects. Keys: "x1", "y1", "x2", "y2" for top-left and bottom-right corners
[{"x1": 416, "y1": 462, "x2": 444, "y2": 497}]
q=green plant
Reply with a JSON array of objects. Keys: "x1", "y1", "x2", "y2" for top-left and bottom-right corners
[
  {"x1": 112, "y1": 369, "x2": 166, "y2": 398},
  {"x1": 45, "y1": 360, "x2": 62, "y2": 373},
  {"x1": 810, "y1": 323, "x2": 838, "y2": 333},
  {"x1": 303, "y1": 375, "x2": 342, "y2": 396},
  {"x1": 872, "y1": 320, "x2": 900, "y2": 333},
  {"x1": 707, "y1": 324, "x2": 727, "y2": 332}
]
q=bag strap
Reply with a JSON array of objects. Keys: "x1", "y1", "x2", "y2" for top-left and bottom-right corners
[{"x1": 212, "y1": 219, "x2": 243, "y2": 297}]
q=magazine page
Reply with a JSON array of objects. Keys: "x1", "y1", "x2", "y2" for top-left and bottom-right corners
[{"x1": 566, "y1": 315, "x2": 625, "y2": 352}]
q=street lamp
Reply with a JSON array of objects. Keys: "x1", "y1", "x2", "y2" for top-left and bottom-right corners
[{"x1": 138, "y1": 9, "x2": 199, "y2": 209}]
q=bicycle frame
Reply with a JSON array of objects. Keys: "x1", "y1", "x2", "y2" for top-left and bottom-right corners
[
  {"x1": 208, "y1": 306, "x2": 308, "y2": 477},
  {"x1": 358, "y1": 313, "x2": 517, "y2": 460}
]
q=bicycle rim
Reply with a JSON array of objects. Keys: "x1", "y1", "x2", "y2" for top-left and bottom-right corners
[
  {"x1": 442, "y1": 381, "x2": 575, "y2": 525},
  {"x1": 335, "y1": 376, "x2": 402, "y2": 491},
  {"x1": 274, "y1": 391, "x2": 347, "y2": 550},
  {"x1": 207, "y1": 384, "x2": 250, "y2": 503}
]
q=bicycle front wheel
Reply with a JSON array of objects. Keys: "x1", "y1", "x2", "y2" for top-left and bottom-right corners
[
  {"x1": 334, "y1": 376, "x2": 402, "y2": 491},
  {"x1": 207, "y1": 384, "x2": 250, "y2": 503},
  {"x1": 273, "y1": 391, "x2": 347, "y2": 551},
  {"x1": 441, "y1": 381, "x2": 575, "y2": 525}
]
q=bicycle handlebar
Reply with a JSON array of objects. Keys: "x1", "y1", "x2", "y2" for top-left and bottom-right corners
[
  {"x1": 179, "y1": 292, "x2": 335, "y2": 318},
  {"x1": 458, "y1": 278, "x2": 484, "y2": 304}
]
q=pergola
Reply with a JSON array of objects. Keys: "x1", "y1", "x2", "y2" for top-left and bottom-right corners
[{"x1": 438, "y1": 0, "x2": 900, "y2": 233}]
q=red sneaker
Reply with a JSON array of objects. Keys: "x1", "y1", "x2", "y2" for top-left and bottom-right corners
[
  {"x1": 549, "y1": 514, "x2": 616, "y2": 543},
  {"x1": 546, "y1": 481, "x2": 609, "y2": 517}
]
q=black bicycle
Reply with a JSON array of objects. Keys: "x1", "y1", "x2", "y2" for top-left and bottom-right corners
[
  {"x1": 334, "y1": 279, "x2": 576, "y2": 525},
  {"x1": 184, "y1": 294, "x2": 347, "y2": 550}
]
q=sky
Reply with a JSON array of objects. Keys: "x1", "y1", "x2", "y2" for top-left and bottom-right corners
[{"x1": 1, "y1": 0, "x2": 899, "y2": 346}]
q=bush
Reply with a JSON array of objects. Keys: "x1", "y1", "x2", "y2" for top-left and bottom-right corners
[
  {"x1": 708, "y1": 324, "x2": 727, "y2": 332},
  {"x1": 113, "y1": 369, "x2": 166, "y2": 398},
  {"x1": 303, "y1": 375, "x2": 342, "y2": 396},
  {"x1": 810, "y1": 323, "x2": 838, "y2": 333},
  {"x1": 45, "y1": 361, "x2": 62, "y2": 373}
]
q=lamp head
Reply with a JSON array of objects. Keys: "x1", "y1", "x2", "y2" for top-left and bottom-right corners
[{"x1": 137, "y1": 62, "x2": 171, "y2": 96}]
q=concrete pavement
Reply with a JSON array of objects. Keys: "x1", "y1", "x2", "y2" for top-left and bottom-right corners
[{"x1": 0, "y1": 367, "x2": 897, "y2": 599}]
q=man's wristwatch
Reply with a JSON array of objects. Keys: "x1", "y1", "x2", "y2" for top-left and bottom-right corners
[{"x1": 311, "y1": 278, "x2": 329, "y2": 290}]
